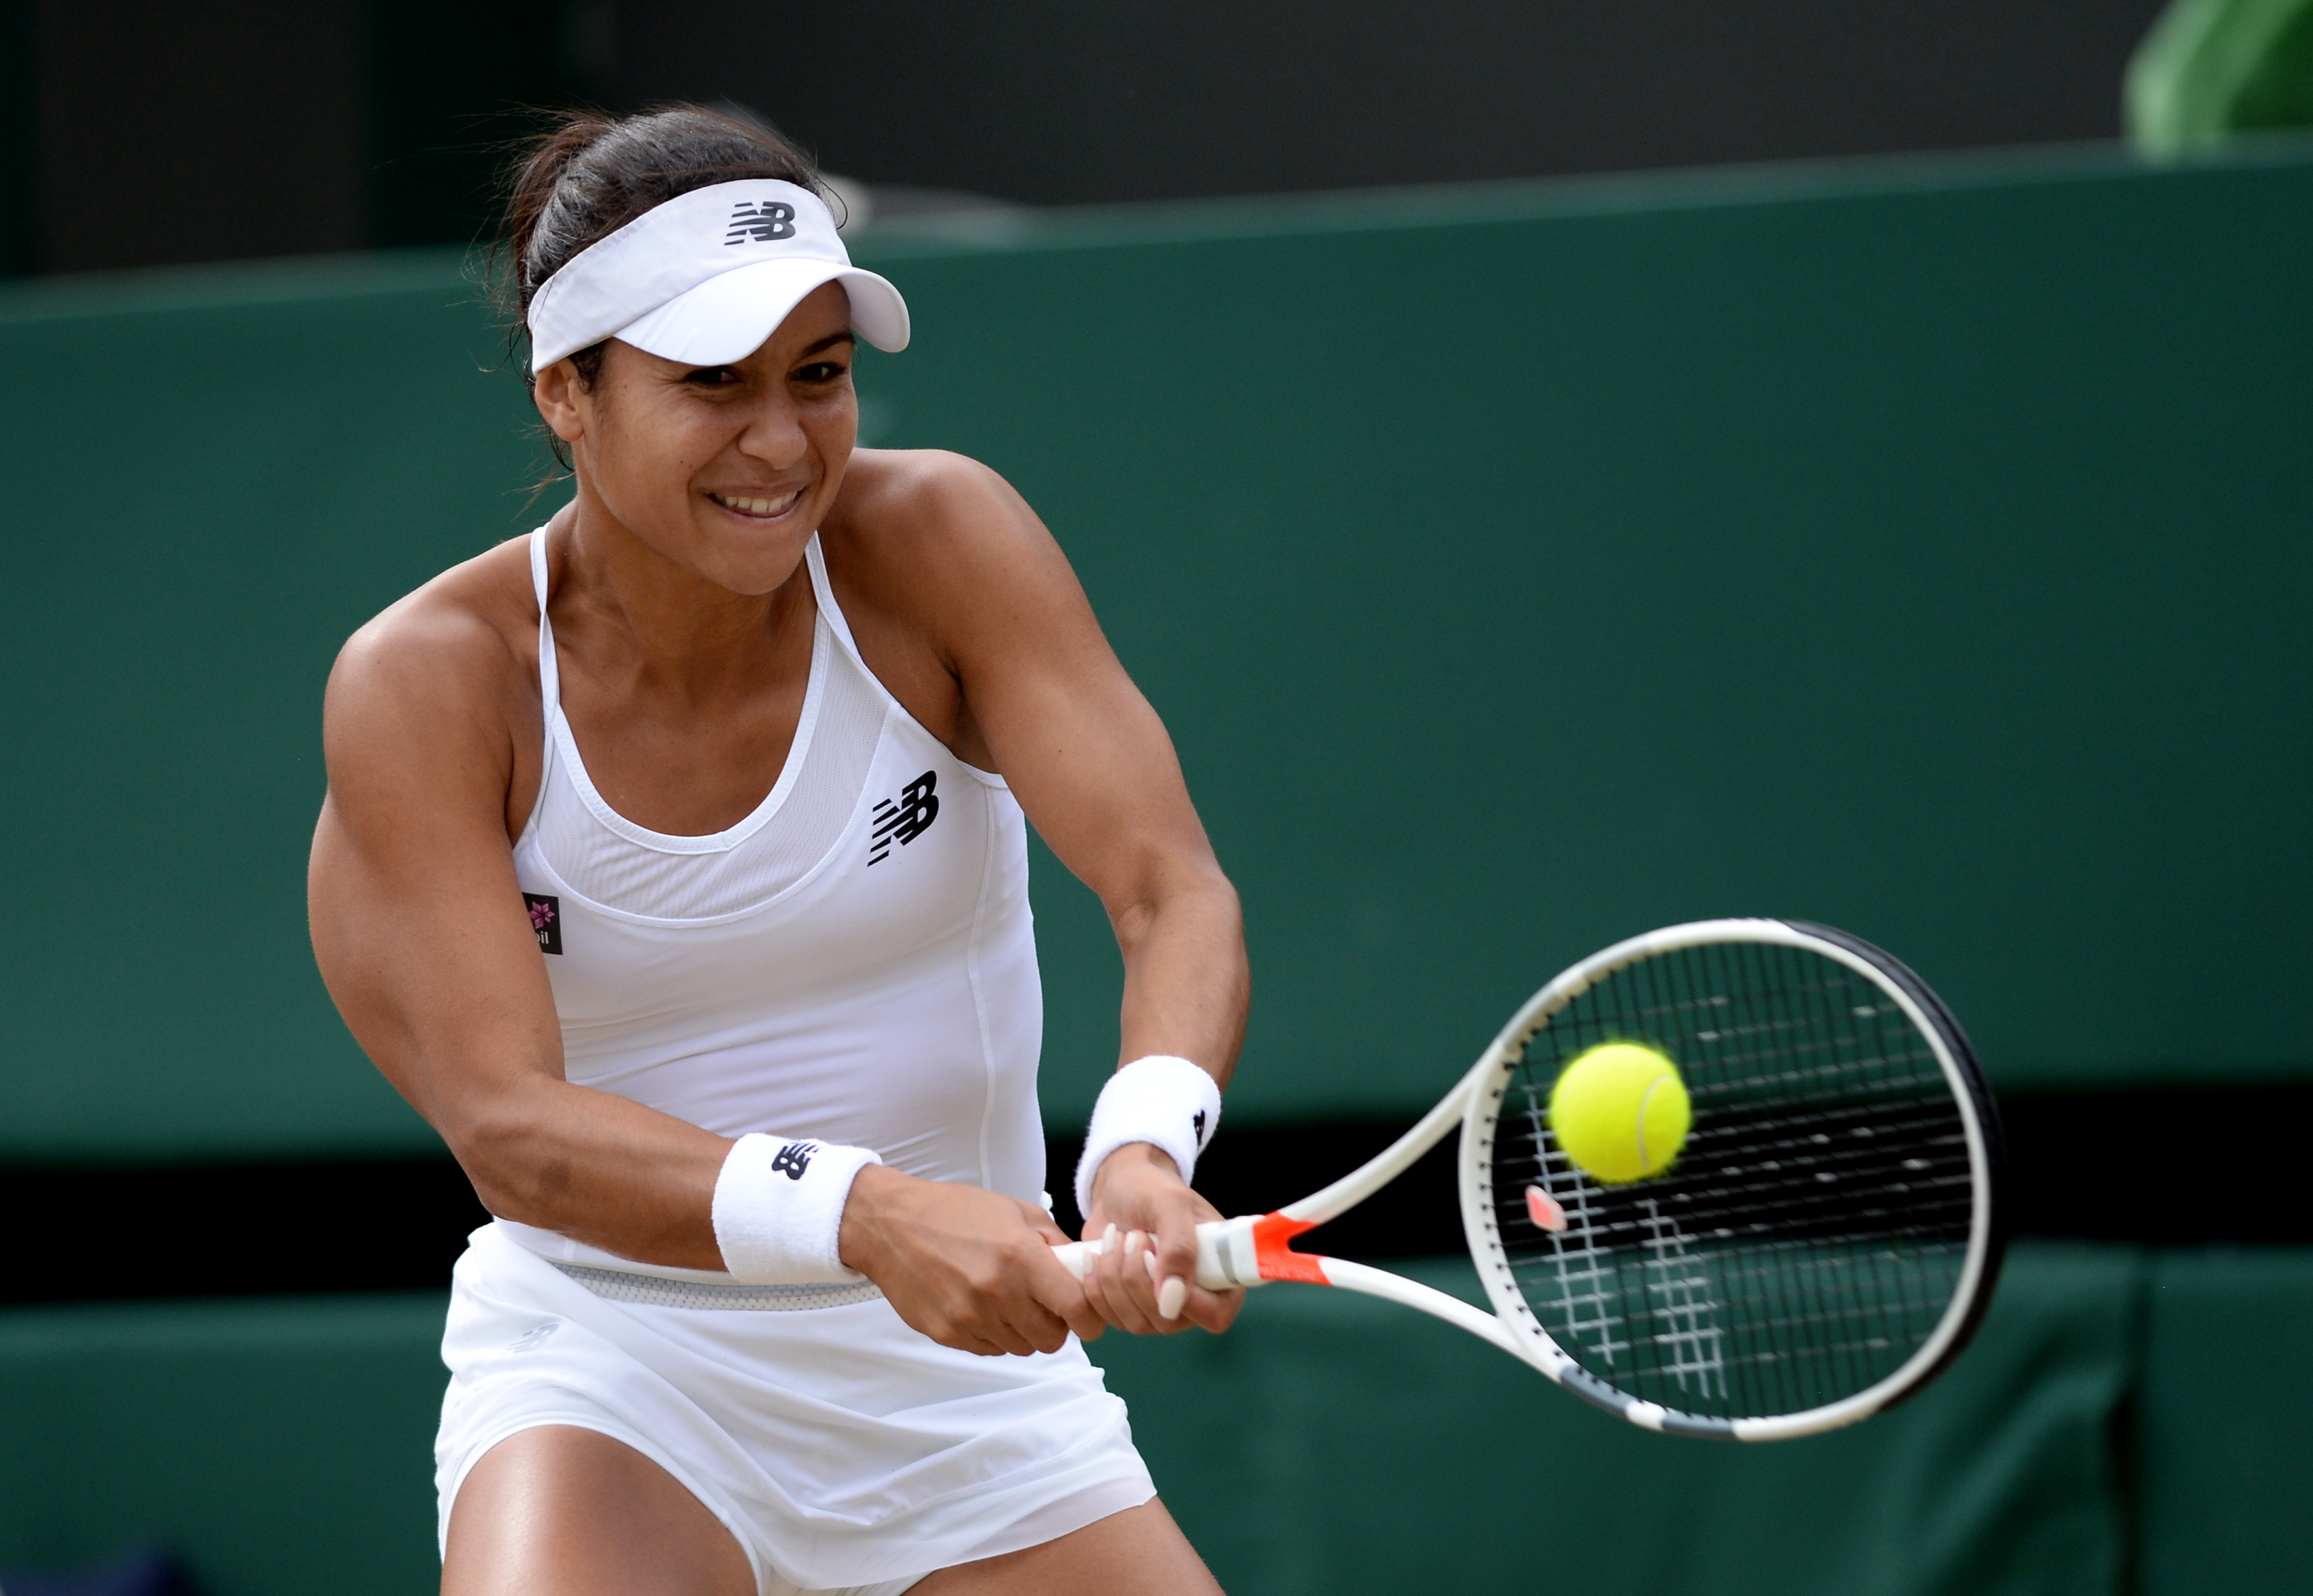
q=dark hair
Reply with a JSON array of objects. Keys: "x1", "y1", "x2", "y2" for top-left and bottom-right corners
[{"x1": 497, "y1": 104, "x2": 827, "y2": 426}]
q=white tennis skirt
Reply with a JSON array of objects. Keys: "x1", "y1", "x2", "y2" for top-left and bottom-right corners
[{"x1": 436, "y1": 1223, "x2": 1156, "y2": 1594}]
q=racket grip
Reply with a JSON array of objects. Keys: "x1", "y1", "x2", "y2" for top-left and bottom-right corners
[{"x1": 1050, "y1": 1218, "x2": 1254, "y2": 1291}]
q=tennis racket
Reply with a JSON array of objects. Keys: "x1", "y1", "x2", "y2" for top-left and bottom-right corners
[{"x1": 1055, "y1": 919, "x2": 2004, "y2": 1440}]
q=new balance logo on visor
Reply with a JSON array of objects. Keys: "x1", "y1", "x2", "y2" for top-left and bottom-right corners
[
  {"x1": 868, "y1": 772, "x2": 940, "y2": 865},
  {"x1": 771, "y1": 1141, "x2": 817, "y2": 1180},
  {"x1": 725, "y1": 201, "x2": 796, "y2": 244}
]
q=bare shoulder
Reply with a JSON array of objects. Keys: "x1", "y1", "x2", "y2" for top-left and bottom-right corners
[
  {"x1": 324, "y1": 533, "x2": 540, "y2": 775},
  {"x1": 821, "y1": 449, "x2": 1084, "y2": 642},
  {"x1": 826, "y1": 448, "x2": 1053, "y2": 559}
]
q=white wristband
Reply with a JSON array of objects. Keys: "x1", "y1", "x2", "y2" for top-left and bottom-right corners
[
  {"x1": 711, "y1": 1133, "x2": 882, "y2": 1284},
  {"x1": 1073, "y1": 1055, "x2": 1223, "y2": 1218}
]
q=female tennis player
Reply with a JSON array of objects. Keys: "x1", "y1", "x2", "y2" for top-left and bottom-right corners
[{"x1": 308, "y1": 105, "x2": 1248, "y2": 1596}]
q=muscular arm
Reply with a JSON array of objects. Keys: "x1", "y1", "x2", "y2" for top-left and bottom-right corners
[
  {"x1": 308, "y1": 591, "x2": 733, "y2": 1269},
  {"x1": 311, "y1": 554, "x2": 1106, "y2": 1357},
  {"x1": 958, "y1": 490, "x2": 1252, "y2": 1335},
  {"x1": 827, "y1": 456, "x2": 1250, "y2": 1334},
  {"x1": 833, "y1": 456, "x2": 1250, "y2": 1080},
  {"x1": 969, "y1": 539, "x2": 1247, "y2": 1094}
]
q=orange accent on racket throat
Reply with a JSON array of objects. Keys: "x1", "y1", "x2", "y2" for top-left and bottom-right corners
[{"x1": 1253, "y1": 1212, "x2": 1327, "y2": 1283}]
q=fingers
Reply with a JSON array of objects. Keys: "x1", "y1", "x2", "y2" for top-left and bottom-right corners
[
  {"x1": 1080, "y1": 1226, "x2": 1163, "y2": 1335},
  {"x1": 926, "y1": 1268, "x2": 1080, "y2": 1357},
  {"x1": 1025, "y1": 1233, "x2": 1108, "y2": 1345},
  {"x1": 1021, "y1": 1201, "x2": 1105, "y2": 1344},
  {"x1": 895, "y1": 1288, "x2": 1049, "y2": 1357},
  {"x1": 1019, "y1": 1200, "x2": 1073, "y2": 1248},
  {"x1": 1084, "y1": 1225, "x2": 1240, "y2": 1336},
  {"x1": 1083, "y1": 1163, "x2": 1244, "y2": 1337},
  {"x1": 896, "y1": 1293, "x2": 1037, "y2": 1358},
  {"x1": 1077, "y1": 1226, "x2": 1137, "y2": 1332},
  {"x1": 953, "y1": 1232, "x2": 1091, "y2": 1355},
  {"x1": 1148, "y1": 1207, "x2": 1202, "y2": 1323},
  {"x1": 961, "y1": 1324, "x2": 1035, "y2": 1358},
  {"x1": 1002, "y1": 1295, "x2": 1076, "y2": 1355},
  {"x1": 1137, "y1": 1208, "x2": 1242, "y2": 1333},
  {"x1": 1178, "y1": 1278, "x2": 1245, "y2": 1333},
  {"x1": 861, "y1": 1183, "x2": 1098, "y2": 1357}
]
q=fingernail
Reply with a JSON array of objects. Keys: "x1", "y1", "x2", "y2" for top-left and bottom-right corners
[
  {"x1": 1157, "y1": 1276, "x2": 1188, "y2": 1320},
  {"x1": 1103, "y1": 1222, "x2": 1119, "y2": 1250},
  {"x1": 1125, "y1": 1230, "x2": 1145, "y2": 1258},
  {"x1": 1143, "y1": 1248, "x2": 1160, "y2": 1282}
]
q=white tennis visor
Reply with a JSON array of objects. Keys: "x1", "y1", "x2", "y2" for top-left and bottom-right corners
[{"x1": 525, "y1": 179, "x2": 910, "y2": 374}]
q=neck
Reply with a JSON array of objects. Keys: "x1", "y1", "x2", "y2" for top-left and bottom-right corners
[{"x1": 546, "y1": 489, "x2": 816, "y2": 707}]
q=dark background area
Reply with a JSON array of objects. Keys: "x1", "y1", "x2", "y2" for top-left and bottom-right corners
[
  {"x1": 5, "y1": 0, "x2": 2171, "y2": 275},
  {"x1": 8, "y1": 1086, "x2": 2307, "y2": 1306}
]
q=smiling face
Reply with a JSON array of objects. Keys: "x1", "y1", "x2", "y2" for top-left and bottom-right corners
[{"x1": 535, "y1": 280, "x2": 859, "y2": 596}]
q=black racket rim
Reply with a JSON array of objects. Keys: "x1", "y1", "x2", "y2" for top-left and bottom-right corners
[{"x1": 1780, "y1": 920, "x2": 2008, "y2": 1412}]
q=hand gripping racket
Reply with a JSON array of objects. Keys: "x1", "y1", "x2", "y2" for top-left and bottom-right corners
[{"x1": 1056, "y1": 919, "x2": 2005, "y2": 1440}]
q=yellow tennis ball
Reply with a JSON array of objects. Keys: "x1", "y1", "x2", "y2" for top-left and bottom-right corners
[{"x1": 1548, "y1": 1042, "x2": 1691, "y2": 1184}]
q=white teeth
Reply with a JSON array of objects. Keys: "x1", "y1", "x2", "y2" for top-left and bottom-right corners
[{"x1": 716, "y1": 491, "x2": 800, "y2": 516}]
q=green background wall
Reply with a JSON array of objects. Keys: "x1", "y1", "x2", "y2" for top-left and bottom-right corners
[
  {"x1": 0, "y1": 141, "x2": 2308, "y2": 1596},
  {"x1": 3, "y1": 1244, "x2": 2306, "y2": 1596},
  {"x1": 1, "y1": 142, "x2": 2307, "y2": 1159}
]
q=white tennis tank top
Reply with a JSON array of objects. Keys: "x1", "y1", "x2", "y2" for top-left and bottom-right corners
[{"x1": 499, "y1": 526, "x2": 1046, "y2": 1274}]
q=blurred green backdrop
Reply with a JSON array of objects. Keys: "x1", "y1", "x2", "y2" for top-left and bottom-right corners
[
  {"x1": 1, "y1": 138, "x2": 2310, "y2": 1596},
  {"x1": 5, "y1": 1243, "x2": 2308, "y2": 1596},
  {"x1": 2, "y1": 142, "x2": 2307, "y2": 1159}
]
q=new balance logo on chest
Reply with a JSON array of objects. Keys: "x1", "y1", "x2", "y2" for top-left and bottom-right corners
[{"x1": 868, "y1": 771, "x2": 940, "y2": 865}]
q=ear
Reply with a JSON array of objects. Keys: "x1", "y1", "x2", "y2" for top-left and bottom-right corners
[{"x1": 533, "y1": 358, "x2": 587, "y2": 444}]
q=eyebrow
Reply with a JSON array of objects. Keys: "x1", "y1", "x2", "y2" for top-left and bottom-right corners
[{"x1": 799, "y1": 330, "x2": 857, "y2": 357}]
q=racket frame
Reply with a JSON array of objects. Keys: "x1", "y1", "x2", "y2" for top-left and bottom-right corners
[
  {"x1": 1063, "y1": 918, "x2": 2002, "y2": 1442},
  {"x1": 1456, "y1": 918, "x2": 2001, "y2": 1439}
]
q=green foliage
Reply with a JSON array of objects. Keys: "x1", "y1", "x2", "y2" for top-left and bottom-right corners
[{"x1": 2127, "y1": 0, "x2": 2313, "y2": 153}]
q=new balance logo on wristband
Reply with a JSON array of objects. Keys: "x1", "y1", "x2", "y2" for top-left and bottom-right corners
[
  {"x1": 771, "y1": 1140, "x2": 818, "y2": 1180},
  {"x1": 725, "y1": 201, "x2": 797, "y2": 244},
  {"x1": 1193, "y1": 1110, "x2": 1208, "y2": 1148},
  {"x1": 868, "y1": 771, "x2": 940, "y2": 865}
]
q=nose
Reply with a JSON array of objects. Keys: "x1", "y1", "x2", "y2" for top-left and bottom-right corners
[{"x1": 734, "y1": 386, "x2": 809, "y2": 472}]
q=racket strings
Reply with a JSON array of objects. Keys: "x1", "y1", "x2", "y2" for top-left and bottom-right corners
[
  {"x1": 1682, "y1": 1039, "x2": 1943, "y2": 1099},
  {"x1": 1489, "y1": 939, "x2": 1974, "y2": 1420}
]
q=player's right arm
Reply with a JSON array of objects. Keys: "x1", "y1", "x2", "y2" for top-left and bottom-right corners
[
  {"x1": 307, "y1": 569, "x2": 1103, "y2": 1357},
  {"x1": 308, "y1": 576, "x2": 735, "y2": 1270}
]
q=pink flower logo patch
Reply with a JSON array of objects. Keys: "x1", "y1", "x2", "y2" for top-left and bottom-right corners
[{"x1": 523, "y1": 893, "x2": 563, "y2": 955}]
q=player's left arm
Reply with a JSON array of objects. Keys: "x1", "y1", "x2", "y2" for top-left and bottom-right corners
[{"x1": 858, "y1": 452, "x2": 1250, "y2": 1337}]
